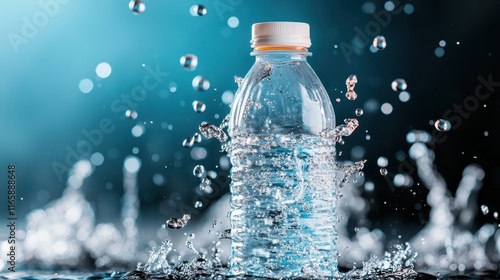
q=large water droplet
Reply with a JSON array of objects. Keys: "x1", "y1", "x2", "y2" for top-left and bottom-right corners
[
  {"x1": 373, "y1": 35, "x2": 387, "y2": 50},
  {"x1": 391, "y1": 78, "x2": 408, "y2": 92},
  {"x1": 125, "y1": 110, "x2": 138, "y2": 120},
  {"x1": 434, "y1": 119, "x2": 451, "y2": 131},
  {"x1": 180, "y1": 54, "x2": 198, "y2": 70},
  {"x1": 129, "y1": 0, "x2": 145, "y2": 14},
  {"x1": 193, "y1": 165, "x2": 205, "y2": 178},
  {"x1": 192, "y1": 100, "x2": 206, "y2": 113},
  {"x1": 481, "y1": 205, "x2": 489, "y2": 215},
  {"x1": 345, "y1": 74, "x2": 358, "y2": 100},
  {"x1": 192, "y1": 76, "x2": 210, "y2": 92},
  {"x1": 190, "y1": 4, "x2": 207, "y2": 16}
]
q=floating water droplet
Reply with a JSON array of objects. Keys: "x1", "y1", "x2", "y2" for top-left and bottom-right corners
[
  {"x1": 129, "y1": 0, "x2": 145, "y2": 14},
  {"x1": 399, "y1": 91, "x2": 411, "y2": 102},
  {"x1": 192, "y1": 76, "x2": 210, "y2": 92},
  {"x1": 355, "y1": 108, "x2": 364, "y2": 116},
  {"x1": 192, "y1": 100, "x2": 206, "y2": 113},
  {"x1": 194, "y1": 201, "x2": 203, "y2": 208},
  {"x1": 199, "y1": 122, "x2": 228, "y2": 142},
  {"x1": 354, "y1": 227, "x2": 360, "y2": 232},
  {"x1": 201, "y1": 177, "x2": 211, "y2": 186},
  {"x1": 193, "y1": 133, "x2": 202, "y2": 143},
  {"x1": 125, "y1": 110, "x2": 138, "y2": 120},
  {"x1": 377, "y1": 156, "x2": 389, "y2": 167},
  {"x1": 391, "y1": 78, "x2": 407, "y2": 92},
  {"x1": 380, "y1": 168, "x2": 388, "y2": 176},
  {"x1": 166, "y1": 216, "x2": 187, "y2": 229},
  {"x1": 193, "y1": 165, "x2": 205, "y2": 178},
  {"x1": 434, "y1": 119, "x2": 451, "y2": 131},
  {"x1": 345, "y1": 74, "x2": 358, "y2": 100},
  {"x1": 494, "y1": 212, "x2": 498, "y2": 219},
  {"x1": 182, "y1": 137, "x2": 195, "y2": 148},
  {"x1": 480, "y1": 205, "x2": 489, "y2": 215},
  {"x1": 180, "y1": 54, "x2": 198, "y2": 70},
  {"x1": 190, "y1": 4, "x2": 207, "y2": 16},
  {"x1": 373, "y1": 35, "x2": 387, "y2": 50}
]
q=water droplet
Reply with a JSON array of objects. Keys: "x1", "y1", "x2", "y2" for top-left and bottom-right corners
[
  {"x1": 192, "y1": 100, "x2": 206, "y2": 113},
  {"x1": 192, "y1": 76, "x2": 210, "y2": 92},
  {"x1": 494, "y1": 212, "x2": 498, "y2": 219},
  {"x1": 129, "y1": 0, "x2": 145, "y2": 14},
  {"x1": 481, "y1": 205, "x2": 489, "y2": 215},
  {"x1": 182, "y1": 137, "x2": 195, "y2": 148},
  {"x1": 373, "y1": 35, "x2": 387, "y2": 50},
  {"x1": 434, "y1": 119, "x2": 451, "y2": 131},
  {"x1": 380, "y1": 168, "x2": 388, "y2": 176},
  {"x1": 377, "y1": 156, "x2": 389, "y2": 167},
  {"x1": 125, "y1": 110, "x2": 138, "y2": 120},
  {"x1": 391, "y1": 78, "x2": 407, "y2": 92},
  {"x1": 166, "y1": 218, "x2": 185, "y2": 229},
  {"x1": 354, "y1": 227, "x2": 359, "y2": 232},
  {"x1": 194, "y1": 201, "x2": 203, "y2": 208},
  {"x1": 190, "y1": 4, "x2": 207, "y2": 16},
  {"x1": 180, "y1": 54, "x2": 198, "y2": 70},
  {"x1": 193, "y1": 133, "x2": 202, "y2": 143},
  {"x1": 234, "y1": 76, "x2": 243, "y2": 87},
  {"x1": 199, "y1": 122, "x2": 228, "y2": 142},
  {"x1": 355, "y1": 108, "x2": 364, "y2": 116},
  {"x1": 345, "y1": 74, "x2": 358, "y2": 100},
  {"x1": 193, "y1": 165, "x2": 205, "y2": 178},
  {"x1": 399, "y1": 91, "x2": 411, "y2": 102},
  {"x1": 201, "y1": 177, "x2": 211, "y2": 186}
]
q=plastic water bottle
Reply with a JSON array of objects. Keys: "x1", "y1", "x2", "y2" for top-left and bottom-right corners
[{"x1": 228, "y1": 22, "x2": 338, "y2": 278}]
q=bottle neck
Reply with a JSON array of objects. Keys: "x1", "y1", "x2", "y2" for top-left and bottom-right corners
[{"x1": 251, "y1": 46, "x2": 311, "y2": 62}]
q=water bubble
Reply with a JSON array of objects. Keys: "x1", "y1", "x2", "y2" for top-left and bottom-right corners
[
  {"x1": 227, "y1": 16, "x2": 239, "y2": 28},
  {"x1": 480, "y1": 205, "x2": 489, "y2": 215},
  {"x1": 439, "y1": 40, "x2": 446, "y2": 47},
  {"x1": 221, "y1": 90, "x2": 234, "y2": 105},
  {"x1": 182, "y1": 137, "x2": 195, "y2": 148},
  {"x1": 377, "y1": 156, "x2": 389, "y2": 167},
  {"x1": 79, "y1": 78, "x2": 93, "y2": 94},
  {"x1": 381, "y1": 103, "x2": 393, "y2": 115},
  {"x1": 192, "y1": 100, "x2": 206, "y2": 113},
  {"x1": 354, "y1": 227, "x2": 360, "y2": 232},
  {"x1": 194, "y1": 201, "x2": 203, "y2": 209},
  {"x1": 345, "y1": 74, "x2": 358, "y2": 100},
  {"x1": 192, "y1": 76, "x2": 210, "y2": 92},
  {"x1": 125, "y1": 110, "x2": 138, "y2": 120},
  {"x1": 129, "y1": 0, "x2": 145, "y2": 14},
  {"x1": 399, "y1": 91, "x2": 411, "y2": 102},
  {"x1": 180, "y1": 54, "x2": 198, "y2": 70},
  {"x1": 434, "y1": 119, "x2": 451, "y2": 131},
  {"x1": 435, "y1": 47, "x2": 445, "y2": 58},
  {"x1": 193, "y1": 165, "x2": 205, "y2": 178},
  {"x1": 95, "y1": 62, "x2": 112, "y2": 78},
  {"x1": 384, "y1": 1, "x2": 395, "y2": 11},
  {"x1": 355, "y1": 108, "x2": 364, "y2": 116},
  {"x1": 373, "y1": 35, "x2": 387, "y2": 50},
  {"x1": 361, "y1": 2, "x2": 376, "y2": 14},
  {"x1": 190, "y1": 4, "x2": 207, "y2": 16},
  {"x1": 380, "y1": 168, "x2": 388, "y2": 176},
  {"x1": 403, "y1": 3, "x2": 414, "y2": 14},
  {"x1": 391, "y1": 78, "x2": 407, "y2": 92},
  {"x1": 193, "y1": 133, "x2": 202, "y2": 143}
]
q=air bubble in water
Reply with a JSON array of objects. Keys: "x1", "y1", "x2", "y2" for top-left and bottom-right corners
[
  {"x1": 129, "y1": 0, "x2": 145, "y2": 14},
  {"x1": 190, "y1": 4, "x2": 207, "y2": 16},
  {"x1": 434, "y1": 119, "x2": 451, "y2": 131},
  {"x1": 193, "y1": 165, "x2": 205, "y2": 178},
  {"x1": 192, "y1": 101, "x2": 206, "y2": 113},
  {"x1": 180, "y1": 54, "x2": 198, "y2": 70},
  {"x1": 345, "y1": 74, "x2": 358, "y2": 100},
  {"x1": 373, "y1": 35, "x2": 387, "y2": 50},
  {"x1": 192, "y1": 76, "x2": 210, "y2": 92},
  {"x1": 183, "y1": 137, "x2": 194, "y2": 148},
  {"x1": 125, "y1": 110, "x2": 138, "y2": 120},
  {"x1": 391, "y1": 78, "x2": 407, "y2": 92},
  {"x1": 481, "y1": 205, "x2": 489, "y2": 215},
  {"x1": 355, "y1": 108, "x2": 364, "y2": 116},
  {"x1": 380, "y1": 168, "x2": 388, "y2": 176}
]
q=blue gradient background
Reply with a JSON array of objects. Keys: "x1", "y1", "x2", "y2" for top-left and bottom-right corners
[{"x1": 1, "y1": 0, "x2": 499, "y2": 243}]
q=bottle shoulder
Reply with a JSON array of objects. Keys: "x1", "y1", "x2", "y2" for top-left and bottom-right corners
[{"x1": 229, "y1": 59, "x2": 335, "y2": 137}]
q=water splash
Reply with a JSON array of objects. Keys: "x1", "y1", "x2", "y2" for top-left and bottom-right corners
[{"x1": 345, "y1": 74, "x2": 358, "y2": 100}]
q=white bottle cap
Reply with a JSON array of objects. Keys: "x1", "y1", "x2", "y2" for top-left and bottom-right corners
[{"x1": 251, "y1": 22, "x2": 311, "y2": 48}]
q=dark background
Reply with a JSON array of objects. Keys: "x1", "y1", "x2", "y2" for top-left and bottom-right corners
[{"x1": 1, "y1": 0, "x2": 499, "y2": 260}]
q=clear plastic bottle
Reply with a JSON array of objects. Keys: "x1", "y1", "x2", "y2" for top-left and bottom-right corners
[{"x1": 228, "y1": 22, "x2": 338, "y2": 278}]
